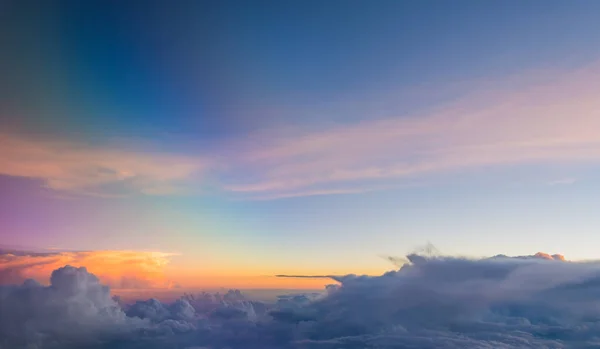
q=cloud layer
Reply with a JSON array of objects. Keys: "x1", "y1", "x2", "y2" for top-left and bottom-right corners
[
  {"x1": 225, "y1": 62, "x2": 600, "y2": 198},
  {"x1": 4, "y1": 62, "x2": 600, "y2": 198},
  {"x1": 6, "y1": 251, "x2": 600, "y2": 348}
]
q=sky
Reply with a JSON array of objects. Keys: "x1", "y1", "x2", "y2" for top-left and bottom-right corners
[{"x1": 2, "y1": 0, "x2": 600, "y2": 293}]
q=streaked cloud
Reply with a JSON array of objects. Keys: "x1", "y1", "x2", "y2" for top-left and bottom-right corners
[
  {"x1": 243, "y1": 188, "x2": 370, "y2": 201},
  {"x1": 225, "y1": 62, "x2": 600, "y2": 198},
  {"x1": 0, "y1": 249, "x2": 177, "y2": 289},
  {"x1": 547, "y1": 177, "x2": 578, "y2": 186},
  {"x1": 275, "y1": 274, "x2": 335, "y2": 279},
  {"x1": 3, "y1": 62, "x2": 600, "y2": 200},
  {"x1": 0, "y1": 133, "x2": 205, "y2": 196}
]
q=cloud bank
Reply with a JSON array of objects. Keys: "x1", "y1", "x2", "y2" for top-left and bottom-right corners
[{"x1": 5, "y1": 251, "x2": 600, "y2": 348}]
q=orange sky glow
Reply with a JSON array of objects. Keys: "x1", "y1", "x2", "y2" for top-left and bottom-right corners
[{"x1": 0, "y1": 249, "x2": 356, "y2": 293}]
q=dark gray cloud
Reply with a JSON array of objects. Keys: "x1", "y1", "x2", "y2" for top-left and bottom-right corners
[
  {"x1": 4, "y1": 252, "x2": 600, "y2": 348},
  {"x1": 0, "y1": 266, "x2": 147, "y2": 348}
]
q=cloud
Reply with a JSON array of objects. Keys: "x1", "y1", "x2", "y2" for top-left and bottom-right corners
[
  {"x1": 268, "y1": 251, "x2": 600, "y2": 348},
  {"x1": 224, "y1": 61, "x2": 600, "y2": 198},
  {"x1": 501, "y1": 252, "x2": 567, "y2": 262},
  {"x1": 275, "y1": 275, "x2": 335, "y2": 279},
  {"x1": 7, "y1": 250, "x2": 600, "y2": 348},
  {"x1": 4, "y1": 62, "x2": 600, "y2": 200},
  {"x1": 241, "y1": 188, "x2": 370, "y2": 201},
  {"x1": 0, "y1": 133, "x2": 205, "y2": 196},
  {"x1": 547, "y1": 178, "x2": 578, "y2": 186},
  {"x1": 126, "y1": 298, "x2": 195, "y2": 323},
  {"x1": 0, "y1": 249, "x2": 177, "y2": 289},
  {"x1": 0, "y1": 266, "x2": 147, "y2": 348},
  {"x1": 0, "y1": 266, "x2": 269, "y2": 348}
]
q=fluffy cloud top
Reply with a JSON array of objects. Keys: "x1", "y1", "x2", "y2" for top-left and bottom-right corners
[
  {"x1": 5, "y1": 251, "x2": 600, "y2": 348},
  {"x1": 0, "y1": 266, "x2": 146, "y2": 348}
]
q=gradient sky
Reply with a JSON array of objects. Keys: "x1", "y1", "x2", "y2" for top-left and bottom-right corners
[{"x1": 2, "y1": 0, "x2": 600, "y2": 290}]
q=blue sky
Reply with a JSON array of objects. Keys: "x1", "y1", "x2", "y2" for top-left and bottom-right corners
[{"x1": 2, "y1": 0, "x2": 600, "y2": 285}]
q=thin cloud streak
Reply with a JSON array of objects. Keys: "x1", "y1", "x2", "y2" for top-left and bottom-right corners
[
  {"x1": 225, "y1": 61, "x2": 600, "y2": 198},
  {"x1": 243, "y1": 188, "x2": 371, "y2": 201},
  {"x1": 275, "y1": 274, "x2": 336, "y2": 279},
  {"x1": 547, "y1": 178, "x2": 578, "y2": 186}
]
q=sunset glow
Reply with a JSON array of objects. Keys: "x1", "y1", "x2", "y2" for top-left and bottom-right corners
[{"x1": 4, "y1": 2, "x2": 600, "y2": 347}]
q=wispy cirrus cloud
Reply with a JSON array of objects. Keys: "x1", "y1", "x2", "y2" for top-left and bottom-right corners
[
  {"x1": 547, "y1": 177, "x2": 578, "y2": 186},
  {"x1": 223, "y1": 61, "x2": 600, "y2": 198},
  {"x1": 3, "y1": 62, "x2": 600, "y2": 200},
  {"x1": 0, "y1": 133, "x2": 206, "y2": 196}
]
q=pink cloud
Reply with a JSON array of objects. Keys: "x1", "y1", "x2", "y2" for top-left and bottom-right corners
[
  {"x1": 224, "y1": 61, "x2": 600, "y2": 197},
  {"x1": 3, "y1": 62, "x2": 600, "y2": 199},
  {"x1": 0, "y1": 134, "x2": 206, "y2": 196}
]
